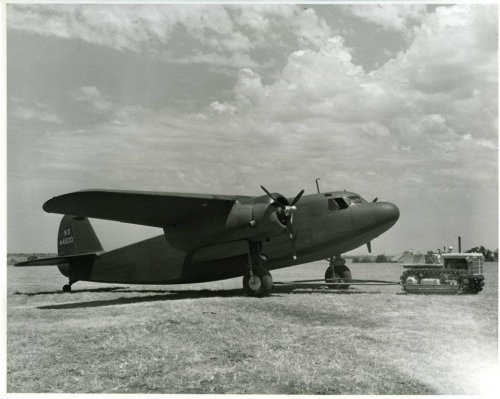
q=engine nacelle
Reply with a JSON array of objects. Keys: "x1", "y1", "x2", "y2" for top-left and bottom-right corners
[
  {"x1": 165, "y1": 193, "x2": 288, "y2": 252},
  {"x1": 248, "y1": 194, "x2": 287, "y2": 239}
]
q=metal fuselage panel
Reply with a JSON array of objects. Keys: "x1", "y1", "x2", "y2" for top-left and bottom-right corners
[{"x1": 75, "y1": 191, "x2": 399, "y2": 284}]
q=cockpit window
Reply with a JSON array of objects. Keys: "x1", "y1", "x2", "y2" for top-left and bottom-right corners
[
  {"x1": 328, "y1": 198, "x2": 339, "y2": 210},
  {"x1": 347, "y1": 196, "x2": 366, "y2": 205},
  {"x1": 333, "y1": 198, "x2": 349, "y2": 210},
  {"x1": 329, "y1": 196, "x2": 366, "y2": 211}
]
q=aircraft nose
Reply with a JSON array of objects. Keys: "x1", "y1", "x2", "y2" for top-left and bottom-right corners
[
  {"x1": 376, "y1": 202, "x2": 400, "y2": 227},
  {"x1": 351, "y1": 201, "x2": 400, "y2": 232}
]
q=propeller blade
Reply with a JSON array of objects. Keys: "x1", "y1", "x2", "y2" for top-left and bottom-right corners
[
  {"x1": 372, "y1": 197, "x2": 378, "y2": 203},
  {"x1": 288, "y1": 225, "x2": 298, "y2": 260},
  {"x1": 260, "y1": 185, "x2": 303, "y2": 260},
  {"x1": 367, "y1": 241, "x2": 372, "y2": 253},
  {"x1": 290, "y1": 189, "x2": 305, "y2": 206},
  {"x1": 260, "y1": 185, "x2": 278, "y2": 202}
]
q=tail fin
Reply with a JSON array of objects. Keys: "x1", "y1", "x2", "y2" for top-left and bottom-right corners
[{"x1": 58, "y1": 215, "x2": 103, "y2": 256}]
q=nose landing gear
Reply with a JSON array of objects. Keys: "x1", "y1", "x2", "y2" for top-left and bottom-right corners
[{"x1": 325, "y1": 256, "x2": 352, "y2": 289}]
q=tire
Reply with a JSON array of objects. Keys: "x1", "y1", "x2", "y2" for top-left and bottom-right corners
[
  {"x1": 464, "y1": 279, "x2": 483, "y2": 294},
  {"x1": 62, "y1": 284, "x2": 71, "y2": 293},
  {"x1": 243, "y1": 266, "x2": 273, "y2": 297},
  {"x1": 325, "y1": 265, "x2": 352, "y2": 289}
]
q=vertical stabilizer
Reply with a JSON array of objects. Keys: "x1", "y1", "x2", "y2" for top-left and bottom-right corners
[{"x1": 58, "y1": 215, "x2": 103, "y2": 256}]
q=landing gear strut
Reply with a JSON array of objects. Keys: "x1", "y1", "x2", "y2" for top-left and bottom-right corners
[
  {"x1": 325, "y1": 256, "x2": 352, "y2": 289},
  {"x1": 243, "y1": 241, "x2": 273, "y2": 297}
]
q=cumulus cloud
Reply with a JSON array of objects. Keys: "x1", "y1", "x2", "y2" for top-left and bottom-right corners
[
  {"x1": 9, "y1": 98, "x2": 63, "y2": 124},
  {"x1": 349, "y1": 4, "x2": 427, "y2": 33},
  {"x1": 376, "y1": 5, "x2": 497, "y2": 140},
  {"x1": 8, "y1": 4, "x2": 227, "y2": 51},
  {"x1": 72, "y1": 86, "x2": 146, "y2": 126},
  {"x1": 7, "y1": 4, "x2": 332, "y2": 69},
  {"x1": 73, "y1": 86, "x2": 113, "y2": 112},
  {"x1": 22, "y1": 4, "x2": 495, "y2": 195},
  {"x1": 205, "y1": 5, "x2": 497, "y2": 157}
]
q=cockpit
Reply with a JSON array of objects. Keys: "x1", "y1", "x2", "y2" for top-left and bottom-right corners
[{"x1": 326, "y1": 194, "x2": 367, "y2": 211}]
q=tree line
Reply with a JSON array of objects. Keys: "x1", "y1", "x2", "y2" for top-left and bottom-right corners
[
  {"x1": 352, "y1": 254, "x2": 389, "y2": 263},
  {"x1": 466, "y1": 246, "x2": 497, "y2": 262}
]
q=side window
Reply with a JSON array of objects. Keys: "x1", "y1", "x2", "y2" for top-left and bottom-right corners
[
  {"x1": 333, "y1": 198, "x2": 349, "y2": 210},
  {"x1": 328, "y1": 198, "x2": 339, "y2": 211}
]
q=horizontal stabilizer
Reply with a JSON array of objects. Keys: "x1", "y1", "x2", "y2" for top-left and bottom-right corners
[{"x1": 15, "y1": 252, "x2": 99, "y2": 267}]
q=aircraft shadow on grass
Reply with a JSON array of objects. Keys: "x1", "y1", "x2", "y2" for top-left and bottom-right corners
[
  {"x1": 14, "y1": 286, "x2": 125, "y2": 296},
  {"x1": 34, "y1": 285, "x2": 382, "y2": 310},
  {"x1": 36, "y1": 289, "x2": 245, "y2": 310}
]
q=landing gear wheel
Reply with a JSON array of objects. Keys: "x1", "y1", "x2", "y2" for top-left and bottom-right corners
[
  {"x1": 325, "y1": 265, "x2": 352, "y2": 289},
  {"x1": 243, "y1": 267, "x2": 273, "y2": 297},
  {"x1": 62, "y1": 284, "x2": 72, "y2": 293}
]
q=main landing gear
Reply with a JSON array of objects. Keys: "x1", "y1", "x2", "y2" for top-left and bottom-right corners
[
  {"x1": 62, "y1": 280, "x2": 78, "y2": 293},
  {"x1": 325, "y1": 256, "x2": 352, "y2": 289},
  {"x1": 243, "y1": 241, "x2": 273, "y2": 297}
]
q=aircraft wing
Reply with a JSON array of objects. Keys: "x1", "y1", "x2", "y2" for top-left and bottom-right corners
[{"x1": 43, "y1": 189, "x2": 251, "y2": 228}]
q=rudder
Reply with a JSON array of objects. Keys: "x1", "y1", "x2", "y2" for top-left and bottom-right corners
[{"x1": 58, "y1": 215, "x2": 103, "y2": 256}]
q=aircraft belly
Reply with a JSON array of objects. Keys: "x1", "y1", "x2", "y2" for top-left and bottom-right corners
[
  {"x1": 89, "y1": 235, "x2": 186, "y2": 284},
  {"x1": 86, "y1": 235, "x2": 249, "y2": 284}
]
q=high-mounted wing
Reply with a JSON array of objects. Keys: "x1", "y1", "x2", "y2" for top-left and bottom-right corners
[{"x1": 43, "y1": 189, "x2": 251, "y2": 228}]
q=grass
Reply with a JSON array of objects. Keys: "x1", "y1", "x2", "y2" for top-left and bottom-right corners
[{"x1": 7, "y1": 261, "x2": 498, "y2": 394}]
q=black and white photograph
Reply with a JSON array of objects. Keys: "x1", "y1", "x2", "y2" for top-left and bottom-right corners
[{"x1": 4, "y1": 1, "x2": 499, "y2": 395}]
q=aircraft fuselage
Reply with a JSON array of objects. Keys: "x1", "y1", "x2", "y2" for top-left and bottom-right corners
[{"x1": 57, "y1": 190, "x2": 399, "y2": 285}]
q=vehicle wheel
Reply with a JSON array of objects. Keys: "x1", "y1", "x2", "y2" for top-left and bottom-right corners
[
  {"x1": 466, "y1": 279, "x2": 483, "y2": 294},
  {"x1": 243, "y1": 267, "x2": 273, "y2": 297},
  {"x1": 405, "y1": 275, "x2": 419, "y2": 285},
  {"x1": 325, "y1": 265, "x2": 352, "y2": 289},
  {"x1": 62, "y1": 284, "x2": 71, "y2": 293}
]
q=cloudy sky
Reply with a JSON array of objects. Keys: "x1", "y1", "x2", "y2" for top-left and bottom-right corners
[{"x1": 7, "y1": 3, "x2": 498, "y2": 255}]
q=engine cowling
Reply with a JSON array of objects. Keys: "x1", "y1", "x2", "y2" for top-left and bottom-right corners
[
  {"x1": 219, "y1": 193, "x2": 288, "y2": 241},
  {"x1": 165, "y1": 193, "x2": 289, "y2": 252},
  {"x1": 249, "y1": 194, "x2": 288, "y2": 239}
]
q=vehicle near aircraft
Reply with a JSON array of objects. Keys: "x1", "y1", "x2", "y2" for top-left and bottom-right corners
[
  {"x1": 400, "y1": 252, "x2": 485, "y2": 294},
  {"x1": 16, "y1": 186, "x2": 400, "y2": 296}
]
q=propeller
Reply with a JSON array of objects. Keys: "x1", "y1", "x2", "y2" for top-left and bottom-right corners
[
  {"x1": 261, "y1": 185, "x2": 304, "y2": 260},
  {"x1": 372, "y1": 197, "x2": 378, "y2": 203}
]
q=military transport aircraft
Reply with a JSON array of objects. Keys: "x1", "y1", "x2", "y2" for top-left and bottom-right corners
[{"x1": 16, "y1": 186, "x2": 399, "y2": 296}]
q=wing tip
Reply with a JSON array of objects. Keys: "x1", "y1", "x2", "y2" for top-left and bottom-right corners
[
  {"x1": 42, "y1": 190, "x2": 92, "y2": 213},
  {"x1": 43, "y1": 197, "x2": 58, "y2": 213}
]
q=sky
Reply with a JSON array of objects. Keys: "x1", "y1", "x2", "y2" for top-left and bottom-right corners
[{"x1": 6, "y1": 2, "x2": 498, "y2": 255}]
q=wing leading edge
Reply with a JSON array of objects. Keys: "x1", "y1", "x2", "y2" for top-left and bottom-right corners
[{"x1": 43, "y1": 189, "x2": 251, "y2": 228}]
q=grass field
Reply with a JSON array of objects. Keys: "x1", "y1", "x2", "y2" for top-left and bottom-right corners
[{"x1": 7, "y1": 261, "x2": 498, "y2": 394}]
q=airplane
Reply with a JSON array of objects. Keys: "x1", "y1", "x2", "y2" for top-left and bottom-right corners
[{"x1": 15, "y1": 185, "x2": 400, "y2": 297}]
